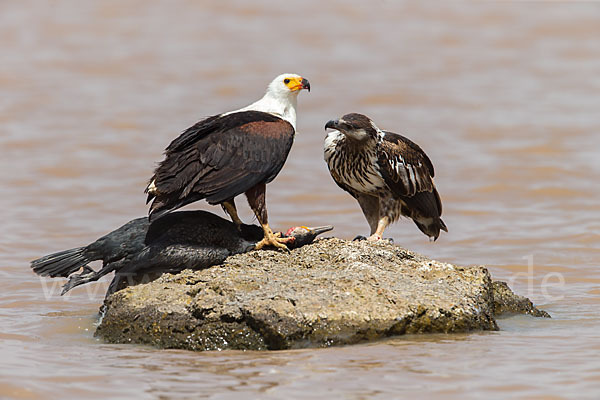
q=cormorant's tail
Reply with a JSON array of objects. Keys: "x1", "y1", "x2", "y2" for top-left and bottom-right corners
[{"x1": 31, "y1": 247, "x2": 90, "y2": 278}]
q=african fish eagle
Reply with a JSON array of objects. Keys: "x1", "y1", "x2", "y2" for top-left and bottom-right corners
[
  {"x1": 146, "y1": 73, "x2": 310, "y2": 250},
  {"x1": 324, "y1": 113, "x2": 447, "y2": 241}
]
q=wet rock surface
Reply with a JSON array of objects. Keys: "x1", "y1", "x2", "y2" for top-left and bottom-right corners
[{"x1": 95, "y1": 238, "x2": 549, "y2": 350}]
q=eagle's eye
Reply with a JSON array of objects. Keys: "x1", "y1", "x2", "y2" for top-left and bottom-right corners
[{"x1": 284, "y1": 78, "x2": 290, "y2": 84}]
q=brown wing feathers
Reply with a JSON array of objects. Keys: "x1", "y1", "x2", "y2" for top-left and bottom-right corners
[
  {"x1": 377, "y1": 132, "x2": 435, "y2": 197},
  {"x1": 146, "y1": 111, "x2": 294, "y2": 221},
  {"x1": 377, "y1": 131, "x2": 446, "y2": 237}
]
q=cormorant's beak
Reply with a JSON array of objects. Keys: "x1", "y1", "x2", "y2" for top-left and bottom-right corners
[
  {"x1": 306, "y1": 225, "x2": 334, "y2": 235},
  {"x1": 325, "y1": 119, "x2": 338, "y2": 130},
  {"x1": 301, "y1": 78, "x2": 310, "y2": 92},
  {"x1": 282, "y1": 225, "x2": 334, "y2": 249}
]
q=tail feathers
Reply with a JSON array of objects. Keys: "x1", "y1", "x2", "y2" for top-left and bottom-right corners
[
  {"x1": 148, "y1": 206, "x2": 172, "y2": 222},
  {"x1": 439, "y1": 218, "x2": 448, "y2": 232},
  {"x1": 402, "y1": 190, "x2": 448, "y2": 241},
  {"x1": 147, "y1": 195, "x2": 176, "y2": 222},
  {"x1": 148, "y1": 192, "x2": 205, "y2": 222},
  {"x1": 31, "y1": 247, "x2": 90, "y2": 278},
  {"x1": 413, "y1": 217, "x2": 447, "y2": 241}
]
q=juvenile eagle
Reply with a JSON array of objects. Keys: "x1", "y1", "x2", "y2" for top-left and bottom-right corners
[
  {"x1": 324, "y1": 113, "x2": 447, "y2": 241},
  {"x1": 146, "y1": 74, "x2": 310, "y2": 250}
]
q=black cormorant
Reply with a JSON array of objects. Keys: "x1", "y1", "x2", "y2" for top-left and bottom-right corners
[{"x1": 31, "y1": 210, "x2": 332, "y2": 298}]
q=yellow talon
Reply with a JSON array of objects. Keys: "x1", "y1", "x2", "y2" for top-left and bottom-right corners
[{"x1": 254, "y1": 225, "x2": 293, "y2": 252}]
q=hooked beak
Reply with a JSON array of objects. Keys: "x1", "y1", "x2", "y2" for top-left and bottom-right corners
[
  {"x1": 325, "y1": 119, "x2": 338, "y2": 131},
  {"x1": 301, "y1": 78, "x2": 310, "y2": 92},
  {"x1": 290, "y1": 77, "x2": 310, "y2": 92}
]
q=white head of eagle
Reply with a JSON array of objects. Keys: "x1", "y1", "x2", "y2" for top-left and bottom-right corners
[
  {"x1": 236, "y1": 73, "x2": 310, "y2": 130},
  {"x1": 146, "y1": 73, "x2": 310, "y2": 252}
]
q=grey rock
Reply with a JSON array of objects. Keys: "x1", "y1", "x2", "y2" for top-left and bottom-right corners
[
  {"x1": 492, "y1": 281, "x2": 551, "y2": 318},
  {"x1": 95, "y1": 238, "x2": 549, "y2": 350}
]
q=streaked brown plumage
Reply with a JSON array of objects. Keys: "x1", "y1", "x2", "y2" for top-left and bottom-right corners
[{"x1": 324, "y1": 113, "x2": 447, "y2": 241}]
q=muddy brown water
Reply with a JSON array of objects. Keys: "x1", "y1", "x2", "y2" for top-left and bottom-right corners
[{"x1": 1, "y1": 1, "x2": 599, "y2": 399}]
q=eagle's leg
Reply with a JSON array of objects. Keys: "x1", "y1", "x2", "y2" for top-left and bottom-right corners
[
  {"x1": 245, "y1": 183, "x2": 292, "y2": 251},
  {"x1": 368, "y1": 216, "x2": 391, "y2": 241},
  {"x1": 222, "y1": 199, "x2": 243, "y2": 231},
  {"x1": 356, "y1": 194, "x2": 381, "y2": 238}
]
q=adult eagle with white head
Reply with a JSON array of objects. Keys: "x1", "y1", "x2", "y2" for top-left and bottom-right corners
[{"x1": 146, "y1": 74, "x2": 310, "y2": 250}]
